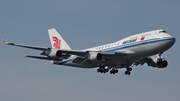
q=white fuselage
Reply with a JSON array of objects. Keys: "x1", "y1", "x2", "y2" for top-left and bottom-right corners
[{"x1": 55, "y1": 29, "x2": 175, "y2": 68}]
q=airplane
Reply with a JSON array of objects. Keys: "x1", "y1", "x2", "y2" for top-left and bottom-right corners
[{"x1": 2, "y1": 28, "x2": 175, "y2": 75}]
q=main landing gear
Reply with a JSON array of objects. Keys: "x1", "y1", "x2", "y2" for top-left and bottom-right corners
[
  {"x1": 97, "y1": 65, "x2": 118, "y2": 74},
  {"x1": 110, "y1": 68, "x2": 118, "y2": 74},
  {"x1": 97, "y1": 65, "x2": 132, "y2": 75},
  {"x1": 97, "y1": 68, "x2": 108, "y2": 73},
  {"x1": 97, "y1": 65, "x2": 108, "y2": 73},
  {"x1": 125, "y1": 66, "x2": 132, "y2": 75}
]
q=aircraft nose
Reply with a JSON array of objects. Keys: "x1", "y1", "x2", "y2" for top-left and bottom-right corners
[
  {"x1": 167, "y1": 36, "x2": 176, "y2": 47},
  {"x1": 172, "y1": 37, "x2": 176, "y2": 41},
  {"x1": 161, "y1": 33, "x2": 176, "y2": 43},
  {"x1": 171, "y1": 37, "x2": 176, "y2": 43}
]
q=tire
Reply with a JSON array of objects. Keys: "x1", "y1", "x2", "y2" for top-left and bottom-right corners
[{"x1": 129, "y1": 68, "x2": 132, "y2": 71}]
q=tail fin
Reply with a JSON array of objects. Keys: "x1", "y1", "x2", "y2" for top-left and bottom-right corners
[{"x1": 48, "y1": 28, "x2": 71, "y2": 50}]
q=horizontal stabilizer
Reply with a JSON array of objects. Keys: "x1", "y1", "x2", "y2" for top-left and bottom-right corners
[{"x1": 26, "y1": 55, "x2": 61, "y2": 61}]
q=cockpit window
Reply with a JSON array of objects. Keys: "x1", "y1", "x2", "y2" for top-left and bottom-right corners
[{"x1": 159, "y1": 31, "x2": 167, "y2": 33}]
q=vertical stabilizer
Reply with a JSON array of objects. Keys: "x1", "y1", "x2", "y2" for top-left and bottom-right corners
[{"x1": 48, "y1": 28, "x2": 71, "y2": 50}]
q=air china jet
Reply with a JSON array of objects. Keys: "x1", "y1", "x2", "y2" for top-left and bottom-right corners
[{"x1": 2, "y1": 28, "x2": 175, "y2": 75}]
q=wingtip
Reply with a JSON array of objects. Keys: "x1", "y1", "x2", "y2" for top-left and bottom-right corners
[
  {"x1": 2, "y1": 39, "x2": 7, "y2": 44},
  {"x1": 1, "y1": 39, "x2": 14, "y2": 45}
]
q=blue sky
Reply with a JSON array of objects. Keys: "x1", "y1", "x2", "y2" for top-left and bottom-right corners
[{"x1": 0, "y1": 0, "x2": 179, "y2": 101}]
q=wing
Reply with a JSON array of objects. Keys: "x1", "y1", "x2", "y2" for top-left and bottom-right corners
[
  {"x1": 2, "y1": 39, "x2": 59, "y2": 60},
  {"x1": 57, "y1": 50, "x2": 134, "y2": 65},
  {"x1": 2, "y1": 39, "x2": 134, "y2": 63},
  {"x1": 2, "y1": 39, "x2": 49, "y2": 51}
]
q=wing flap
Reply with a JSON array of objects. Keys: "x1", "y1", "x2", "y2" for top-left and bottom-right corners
[{"x1": 72, "y1": 57, "x2": 92, "y2": 65}]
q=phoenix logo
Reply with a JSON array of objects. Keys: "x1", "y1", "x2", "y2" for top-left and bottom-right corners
[{"x1": 52, "y1": 36, "x2": 61, "y2": 49}]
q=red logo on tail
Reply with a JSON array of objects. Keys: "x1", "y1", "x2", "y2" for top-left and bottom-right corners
[{"x1": 52, "y1": 36, "x2": 61, "y2": 49}]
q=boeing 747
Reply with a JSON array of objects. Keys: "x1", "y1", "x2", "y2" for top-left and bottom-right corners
[{"x1": 2, "y1": 28, "x2": 175, "y2": 75}]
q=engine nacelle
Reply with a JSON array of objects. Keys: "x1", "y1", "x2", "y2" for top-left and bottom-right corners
[
  {"x1": 88, "y1": 52, "x2": 102, "y2": 62},
  {"x1": 48, "y1": 50, "x2": 62, "y2": 58},
  {"x1": 147, "y1": 57, "x2": 168, "y2": 68},
  {"x1": 157, "y1": 60, "x2": 168, "y2": 68}
]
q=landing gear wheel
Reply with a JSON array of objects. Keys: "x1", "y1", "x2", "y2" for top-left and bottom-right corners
[
  {"x1": 97, "y1": 66, "x2": 109, "y2": 73},
  {"x1": 126, "y1": 67, "x2": 132, "y2": 71},
  {"x1": 110, "y1": 69, "x2": 118, "y2": 74},
  {"x1": 97, "y1": 65, "x2": 107, "y2": 73},
  {"x1": 110, "y1": 70, "x2": 113, "y2": 74},
  {"x1": 110, "y1": 70, "x2": 114, "y2": 74},
  {"x1": 125, "y1": 71, "x2": 128, "y2": 75},
  {"x1": 105, "y1": 69, "x2": 109, "y2": 72},
  {"x1": 97, "y1": 69, "x2": 101, "y2": 73},
  {"x1": 125, "y1": 71, "x2": 131, "y2": 75},
  {"x1": 128, "y1": 71, "x2": 131, "y2": 75},
  {"x1": 129, "y1": 68, "x2": 132, "y2": 71},
  {"x1": 100, "y1": 70, "x2": 103, "y2": 73}
]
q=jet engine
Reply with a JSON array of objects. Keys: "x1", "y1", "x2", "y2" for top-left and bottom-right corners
[
  {"x1": 87, "y1": 52, "x2": 103, "y2": 62},
  {"x1": 48, "y1": 50, "x2": 62, "y2": 58},
  {"x1": 147, "y1": 57, "x2": 168, "y2": 68}
]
